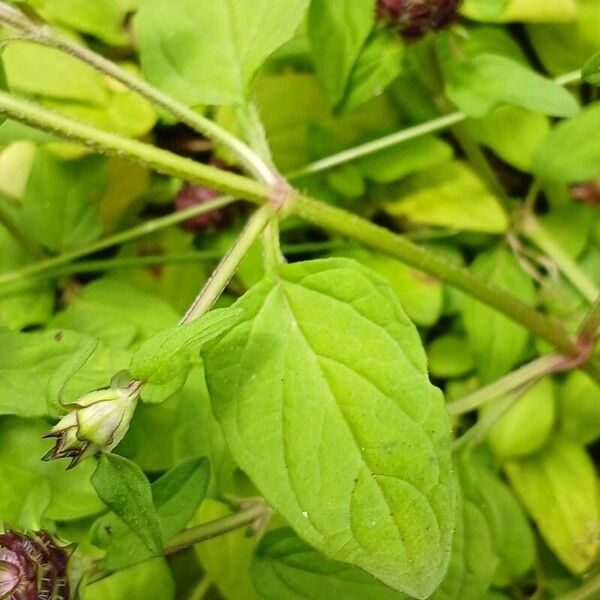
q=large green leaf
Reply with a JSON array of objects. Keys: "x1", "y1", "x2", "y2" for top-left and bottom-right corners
[
  {"x1": 137, "y1": 0, "x2": 308, "y2": 106},
  {"x1": 203, "y1": 258, "x2": 457, "y2": 598},
  {"x1": 23, "y1": 150, "x2": 106, "y2": 253},
  {"x1": 505, "y1": 437, "x2": 600, "y2": 573},
  {"x1": 461, "y1": 245, "x2": 535, "y2": 383},
  {"x1": 462, "y1": 0, "x2": 577, "y2": 22},
  {"x1": 445, "y1": 54, "x2": 579, "y2": 119},
  {"x1": 251, "y1": 528, "x2": 407, "y2": 600},
  {"x1": 308, "y1": 0, "x2": 375, "y2": 108},
  {"x1": 385, "y1": 161, "x2": 508, "y2": 234},
  {"x1": 534, "y1": 104, "x2": 600, "y2": 183}
]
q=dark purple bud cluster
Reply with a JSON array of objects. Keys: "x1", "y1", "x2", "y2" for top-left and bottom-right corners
[
  {"x1": 0, "y1": 531, "x2": 69, "y2": 600},
  {"x1": 377, "y1": 0, "x2": 462, "y2": 39},
  {"x1": 174, "y1": 183, "x2": 224, "y2": 231}
]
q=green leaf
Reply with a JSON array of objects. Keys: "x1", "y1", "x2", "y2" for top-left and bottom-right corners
[
  {"x1": 534, "y1": 104, "x2": 600, "y2": 183},
  {"x1": 357, "y1": 136, "x2": 453, "y2": 184},
  {"x1": 137, "y1": 0, "x2": 308, "y2": 106},
  {"x1": 582, "y1": 51, "x2": 600, "y2": 86},
  {"x1": 505, "y1": 437, "x2": 600, "y2": 574},
  {"x1": 0, "y1": 328, "x2": 128, "y2": 417},
  {"x1": 384, "y1": 161, "x2": 509, "y2": 234},
  {"x1": 484, "y1": 377, "x2": 556, "y2": 458},
  {"x1": 339, "y1": 29, "x2": 404, "y2": 113},
  {"x1": 332, "y1": 247, "x2": 443, "y2": 327},
  {"x1": 308, "y1": 0, "x2": 375, "y2": 108},
  {"x1": 462, "y1": 0, "x2": 577, "y2": 22},
  {"x1": 23, "y1": 150, "x2": 106, "y2": 252},
  {"x1": 445, "y1": 54, "x2": 579, "y2": 119},
  {"x1": 461, "y1": 245, "x2": 535, "y2": 383},
  {"x1": 203, "y1": 258, "x2": 457, "y2": 598},
  {"x1": 130, "y1": 306, "x2": 243, "y2": 403},
  {"x1": 251, "y1": 528, "x2": 407, "y2": 600},
  {"x1": 193, "y1": 499, "x2": 261, "y2": 600},
  {"x1": 101, "y1": 457, "x2": 210, "y2": 570},
  {"x1": 0, "y1": 417, "x2": 102, "y2": 523},
  {"x1": 558, "y1": 371, "x2": 600, "y2": 444},
  {"x1": 469, "y1": 106, "x2": 550, "y2": 172},
  {"x1": 82, "y1": 558, "x2": 175, "y2": 600},
  {"x1": 427, "y1": 335, "x2": 475, "y2": 379},
  {"x1": 92, "y1": 453, "x2": 164, "y2": 555}
]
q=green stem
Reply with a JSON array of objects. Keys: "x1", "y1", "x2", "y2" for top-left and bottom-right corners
[
  {"x1": 180, "y1": 204, "x2": 275, "y2": 323},
  {"x1": 447, "y1": 354, "x2": 563, "y2": 416},
  {"x1": 0, "y1": 2, "x2": 273, "y2": 183},
  {"x1": 0, "y1": 90, "x2": 584, "y2": 358},
  {"x1": 0, "y1": 91, "x2": 270, "y2": 204},
  {"x1": 287, "y1": 112, "x2": 465, "y2": 180},
  {"x1": 291, "y1": 194, "x2": 579, "y2": 356},
  {"x1": 521, "y1": 214, "x2": 598, "y2": 304},
  {"x1": 579, "y1": 296, "x2": 600, "y2": 343},
  {"x1": 559, "y1": 572, "x2": 600, "y2": 600},
  {"x1": 0, "y1": 195, "x2": 236, "y2": 287},
  {"x1": 164, "y1": 503, "x2": 266, "y2": 555},
  {"x1": 189, "y1": 577, "x2": 213, "y2": 600}
]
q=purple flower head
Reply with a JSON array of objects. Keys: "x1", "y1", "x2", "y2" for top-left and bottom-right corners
[{"x1": 377, "y1": 0, "x2": 462, "y2": 39}]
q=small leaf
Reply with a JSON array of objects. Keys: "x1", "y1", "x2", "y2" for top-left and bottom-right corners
[
  {"x1": 137, "y1": 0, "x2": 309, "y2": 106},
  {"x1": 484, "y1": 377, "x2": 555, "y2": 458},
  {"x1": 101, "y1": 457, "x2": 210, "y2": 570},
  {"x1": 92, "y1": 453, "x2": 163, "y2": 555},
  {"x1": 308, "y1": 0, "x2": 375, "y2": 108},
  {"x1": 505, "y1": 437, "x2": 600, "y2": 574},
  {"x1": 130, "y1": 307, "x2": 243, "y2": 403},
  {"x1": 203, "y1": 258, "x2": 457, "y2": 597},
  {"x1": 445, "y1": 54, "x2": 579, "y2": 119},
  {"x1": 461, "y1": 245, "x2": 535, "y2": 383},
  {"x1": 534, "y1": 104, "x2": 600, "y2": 183},
  {"x1": 558, "y1": 371, "x2": 600, "y2": 445},
  {"x1": 427, "y1": 335, "x2": 474, "y2": 379},
  {"x1": 582, "y1": 51, "x2": 600, "y2": 86}
]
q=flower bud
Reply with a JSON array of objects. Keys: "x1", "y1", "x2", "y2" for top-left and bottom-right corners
[
  {"x1": 377, "y1": 0, "x2": 462, "y2": 39},
  {"x1": 43, "y1": 385, "x2": 138, "y2": 469},
  {"x1": 0, "y1": 530, "x2": 69, "y2": 600}
]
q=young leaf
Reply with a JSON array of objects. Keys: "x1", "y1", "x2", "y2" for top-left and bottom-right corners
[
  {"x1": 427, "y1": 335, "x2": 475, "y2": 379},
  {"x1": 308, "y1": 0, "x2": 375, "y2": 108},
  {"x1": 384, "y1": 161, "x2": 508, "y2": 234},
  {"x1": 534, "y1": 104, "x2": 600, "y2": 183},
  {"x1": 130, "y1": 307, "x2": 243, "y2": 403},
  {"x1": 582, "y1": 51, "x2": 600, "y2": 86},
  {"x1": 461, "y1": 245, "x2": 535, "y2": 383},
  {"x1": 445, "y1": 54, "x2": 579, "y2": 119},
  {"x1": 558, "y1": 371, "x2": 600, "y2": 445},
  {"x1": 23, "y1": 150, "x2": 106, "y2": 253},
  {"x1": 101, "y1": 457, "x2": 210, "y2": 570},
  {"x1": 251, "y1": 528, "x2": 407, "y2": 600},
  {"x1": 137, "y1": 0, "x2": 309, "y2": 106},
  {"x1": 91, "y1": 453, "x2": 164, "y2": 555},
  {"x1": 484, "y1": 377, "x2": 555, "y2": 459},
  {"x1": 203, "y1": 258, "x2": 457, "y2": 598},
  {"x1": 505, "y1": 437, "x2": 600, "y2": 574}
]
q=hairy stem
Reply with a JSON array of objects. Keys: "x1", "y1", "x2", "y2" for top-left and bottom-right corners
[
  {"x1": 0, "y1": 195, "x2": 236, "y2": 286},
  {"x1": 447, "y1": 354, "x2": 564, "y2": 416},
  {"x1": 0, "y1": 2, "x2": 274, "y2": 183},
  {"x1": 0, "y1": 91, "x2": 584, "y2": 358},
  {"x1": 164, "y1": 503, "x2": 266, "y2": 556},
  {"x1": 180, "y1": 204, "x2": 276, "y2": 323}
]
